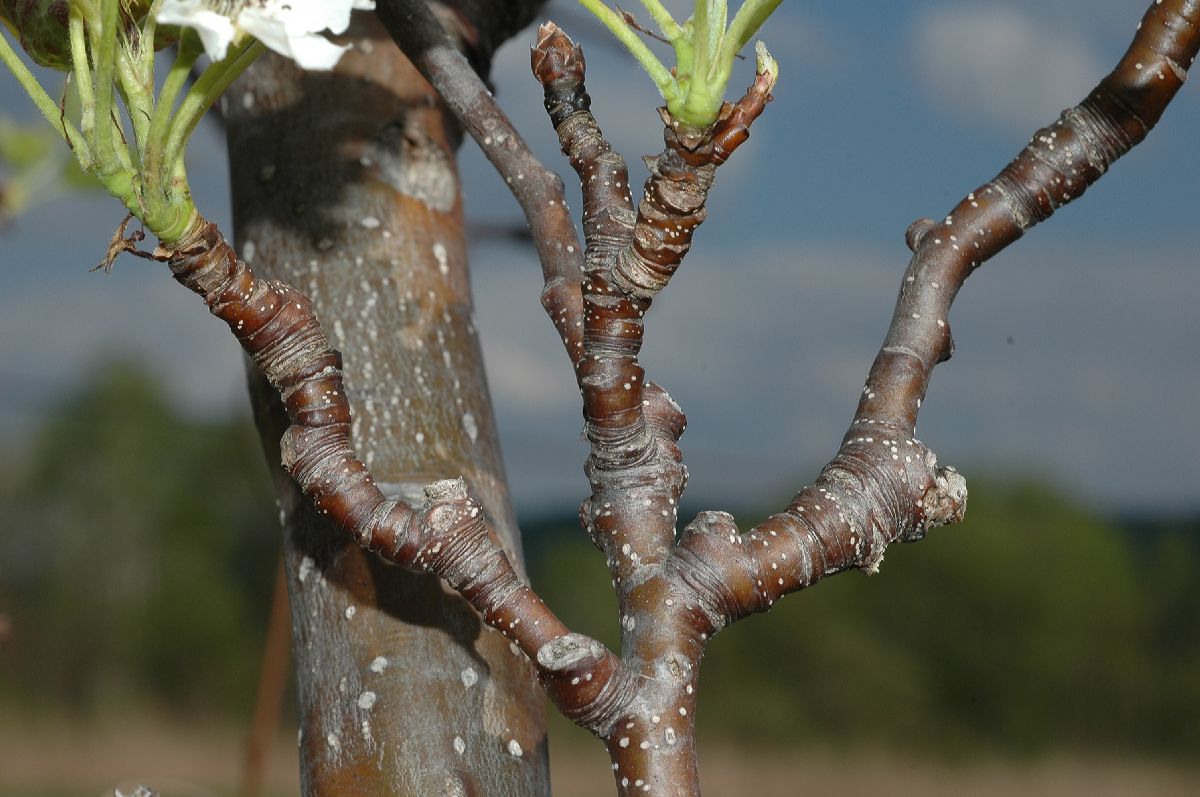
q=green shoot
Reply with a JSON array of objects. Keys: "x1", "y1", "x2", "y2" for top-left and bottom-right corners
[
  {"x1": 579, "y1": 0, "x2": 782, "y2": 127},
  {"x1": 0, "y1": 0, "x2": 266, "y2": 244}
]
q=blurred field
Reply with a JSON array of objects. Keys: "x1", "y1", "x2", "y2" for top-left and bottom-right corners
[
  {"x1": 3, "y1": 719, "x2": 1199, "y2": 797},
  {"x1": 0, "y1": 718, "x2": 299, "y2": 797}
]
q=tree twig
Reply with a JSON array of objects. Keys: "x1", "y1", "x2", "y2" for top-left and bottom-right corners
[
  {"x1": 148, "y1": 1, "x2": 1200, "y2": 795},
  {"x1": 530, "y1": 22, "x2": 777, "y2": 792},
  {"x1": 674, "y1": 0, "x2": 1200, "y2": 627},
  {"x1": 376, "y1": 0, "x2": 588, "y2": 365}
]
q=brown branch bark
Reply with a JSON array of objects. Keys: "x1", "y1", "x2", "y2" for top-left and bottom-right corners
[
  {"x1": 520, "y1": 2, "x2": 1200, "y2": 793},
  {"x1": 675, "y1": 0, "x2": 1200, "y2": 627},
  {"x1": 528, "y1": 22, "x2": 779, "y2": 794}
]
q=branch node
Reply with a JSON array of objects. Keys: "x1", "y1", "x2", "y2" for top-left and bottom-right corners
[
  {"x1": 904, "y1": 217, "x2": 936, "y2": 252},
  {"x1": 537, "y1": 633, "x2": 629, "y2": 736},
  {"x1": 922, "y1": 465, "x2": 968, "y2": 530},
  {"x1": 858, "y1": 520, "x2": 889, "y2": 575},
  {"x1": 537, "y1": 632, "x2": 604, "y2": 672}
]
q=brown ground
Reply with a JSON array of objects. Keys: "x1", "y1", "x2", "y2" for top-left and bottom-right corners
[
  {"x1": 551, "y1": 746, "x2": 1200, "y2": 797},
  {"x1": 2, "y1": 719, "x2": 1197, "y2": 796}
]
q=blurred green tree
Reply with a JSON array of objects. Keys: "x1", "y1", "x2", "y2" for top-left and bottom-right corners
[{"x1": 0, "y1": 362, "x2": 277, "y2": 718}]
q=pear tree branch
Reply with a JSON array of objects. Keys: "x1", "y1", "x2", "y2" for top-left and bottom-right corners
[
  {"x1": 157, "y1": 217, "x2": 621, "y2": 725},
  {"x1": 674, "y1": 0, "x2": 1200, "y2": 626},
  {"x1": 520, "y1": 2, "x2": 1200, "y2": 792}
]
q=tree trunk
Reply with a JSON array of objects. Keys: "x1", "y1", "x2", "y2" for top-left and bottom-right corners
[{"x1": 223, "y1": 15, "x2": 549, "y2": 795}]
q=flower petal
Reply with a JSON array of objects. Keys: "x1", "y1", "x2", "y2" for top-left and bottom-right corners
[
  {"x1": 157, "y1": 0, "x2": 373, "y2": 70},
  {"x1": 281, "y1": 34, "x2": 353, "y2": 70},
  {"x1": 231, "y1": 10, "x2": 292, "y2": 59},
  {"x1": 237, "y1": 9, "x2": 351, "y2": 71},
  {"x1": 156, "y1": 1, "x2": 237, "y2": 62},
  {"x1": 265, "y1": 0, "x2": 376, "y2": 38}
]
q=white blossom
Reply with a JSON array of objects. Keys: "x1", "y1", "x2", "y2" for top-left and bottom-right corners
[{"x1": 157, "y1": 0, "x2": 376, "y2": 70}]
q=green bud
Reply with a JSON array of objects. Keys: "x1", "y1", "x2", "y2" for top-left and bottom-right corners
[{"x1": 0, "y1": 0, "x2": 71, "y2": 70}]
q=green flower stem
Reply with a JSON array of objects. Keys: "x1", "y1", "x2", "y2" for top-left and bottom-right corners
[
  {"x1": 673, "y1": 0, "x2": 734, "y2": 125},
  {"x1": 115, "y1": 45, "x2": 152, "y2": 161},
  {"x1": 138, "y1": 2, "x2": 160, "y2": 86},
  {"x1": 577, "y1": 0, "x2": 679, "y2": 103},
  {"x1": 718, "y1": 0, "x2": 781, "y2": 80},
  {"x1": 152, "y1": 155, "x2": 197, "y2": 244},
  {"x1": 580, "y1": 0, "x2": 781, "y2": 127},
  {"x1": 90, "y1": 0, "x2": 121, "y2": 169},
  {"x1": 89, "y1": 137, "x2": 137, "y2": 217},
  {"x1": 692, "y1": 0, "x2": 710, "y2": 87},
  {"x1": 0, "y1": 28, "x2": 89, "y2": 159},
  {"x1": 639, "y1": 0, "x2": 682, "y2": 40},
  {"x1": 675, "y1": 18, "x2": 694, "y2": 82},
  {"x1": 145, "y1": 31, "x2": 201, "y2": 180},
  {"x1": 1, "y1": 0, "x2": 237, "y2": 244},
  {"x1": 705, "y1": 0, "x2": 728, "y2": 79},
  {"x1": 105, "y1": 110, "x2": 134, "y2": 172},
  {"x1": 68, "y1": 6, "x2": 95, "y2": 146},
  {"x1": 159, "y1": 38, "x2": 263, "y2": 187}
]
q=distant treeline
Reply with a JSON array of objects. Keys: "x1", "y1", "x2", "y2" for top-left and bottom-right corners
[
  {"x1": 0, "y1": 364, "x2": 1197, "y2": 762},
  {"x1": 0, "y1": 364, "x2": 279, "y2": 718}
]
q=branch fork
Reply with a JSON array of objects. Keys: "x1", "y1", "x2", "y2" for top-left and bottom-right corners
[
  {"x1": 527, "y1": 22, "x2": 957, "y2": 794},
  {"x1": 517, "y1": 5, "x2": 1200, "y2": 790}
]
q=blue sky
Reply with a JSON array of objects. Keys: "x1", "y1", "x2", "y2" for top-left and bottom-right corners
[{"x1": 2, "y1": 1, "x2": 1197, "y2": 515}]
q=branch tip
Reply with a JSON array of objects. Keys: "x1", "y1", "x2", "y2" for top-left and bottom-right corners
[
  {"x1": 924, "y1": 466, "x2": 968, "y2": 529},
  {"x1": 753, "y1": 40, "x2": 778, "y2": 96},
  {"x1": 532, "y1": 20, "x2": 585, "y2": 87}
]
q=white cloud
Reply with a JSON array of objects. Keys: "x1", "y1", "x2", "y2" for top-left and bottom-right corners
[
  {"x1": 469, "y1": 230, "x2": 1200, "y2": 513},
  {"x1": 910, "y1": 5, "x2": 1105, "y2": 132}
]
